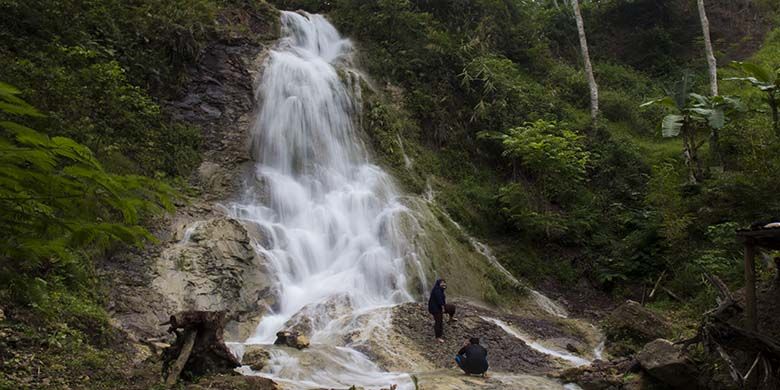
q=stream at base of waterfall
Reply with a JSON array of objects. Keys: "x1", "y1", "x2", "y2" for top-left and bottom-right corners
[{"x1": 218, "y1": 10, "x2": 601, "y2": 389}]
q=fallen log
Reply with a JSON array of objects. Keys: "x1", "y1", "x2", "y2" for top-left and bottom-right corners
[{"x1": 161, "y1": 310, "x2": 240, "y2": 386}]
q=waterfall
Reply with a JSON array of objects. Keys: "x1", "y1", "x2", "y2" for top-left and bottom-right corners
[
  {"x1": 226, "y1": 11, "x2": 419, "y2": 387},
  {"x1": 219, "y1": 11, "x2": 603, "y2": 390}
]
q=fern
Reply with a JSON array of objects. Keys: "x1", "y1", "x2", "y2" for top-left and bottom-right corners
[{"x1": 0, "y1": 81, "x2": 176, "y2": 304}]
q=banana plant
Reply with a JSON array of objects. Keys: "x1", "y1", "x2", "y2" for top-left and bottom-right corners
[
  {"x1": 727, "y1": 61, "x2": 780, "y2": 135},
  {"x1": 642, "y1": 75, "x2": 742, "y2": 183}
]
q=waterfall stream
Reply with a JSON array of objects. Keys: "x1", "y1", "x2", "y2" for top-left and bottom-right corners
[
  {"x1": 227, "y1": 11, "x2": 417, "y2": 388},
  {"x1": 236, "y1": 11, "x2": 415, "y2": 342}
]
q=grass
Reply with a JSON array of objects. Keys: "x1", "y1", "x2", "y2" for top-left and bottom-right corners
[{"x1": 0, "y1": 290, "x2": 160, "y2": 390}]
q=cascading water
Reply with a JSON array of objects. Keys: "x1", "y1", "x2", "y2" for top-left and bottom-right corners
[{"x1": 227, "y1": 11, "x2": 417, "y2": 388}]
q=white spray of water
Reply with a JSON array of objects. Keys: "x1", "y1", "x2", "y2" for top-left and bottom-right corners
[
  {"x1": 179, "y1": 220, "x2": 205, "y2": 244},
  {"x1": 227, "y1": 11, "x2": 418, "y2": 389},
  {"x1": 396, "y1": 134, "x2": 413, "y2": 170},
  {"x1": 237, "y1": 345, "x2": 412, "y2": 389}
]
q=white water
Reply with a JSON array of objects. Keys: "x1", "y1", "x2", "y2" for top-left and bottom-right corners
[
  {"x1": 396, "y1": 134, "x2": 414, "y2": 170},
  {"x1": 236, "y1": 345, "x2": 412, "y2": 389},
  {"x1": 228, "y1": 11, "x2": 418, "y2": 388}
]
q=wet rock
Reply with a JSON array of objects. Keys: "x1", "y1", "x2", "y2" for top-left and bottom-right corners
[
  {"x1": 274, "y1": 330, "x2": 310, "y2": 350},
  {"x1": 636, "y1": 339, "x2": 698, "y2": 389},
  {"x1": 242, "y1": 345, "x2": 270, "y2": 370},
  {"x1": 154, "y1": 217, "x2": 273, "y2": 341},
  {"x1": 283, "y1": 295, "x2": 353, "y2": 338},
  {"x1": 415, "y1": 370, "x2": 566, "y2": 390},
  {"x1": 603, "y1": 300, "x2": 671, "y2": 356}
]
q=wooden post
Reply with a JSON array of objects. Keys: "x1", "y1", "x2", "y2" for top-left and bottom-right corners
[{"x1": 744, "y1": 241, "x2": 757, "y2": 332}]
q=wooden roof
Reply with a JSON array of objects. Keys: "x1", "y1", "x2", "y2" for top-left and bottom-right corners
[{"x1": 737, "y1": 224, "x2": 780, "y2": 250}]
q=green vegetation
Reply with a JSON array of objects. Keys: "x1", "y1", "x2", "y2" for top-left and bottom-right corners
[{"x1": 0, "y1": 82, "x2": 174, "y2": 305}]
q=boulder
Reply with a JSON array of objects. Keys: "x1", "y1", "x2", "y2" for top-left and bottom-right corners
[
  {"x1": 242, "y1": 345, "x2": 270, "y2": 371},
  {"x1": 283, "y1": 294, "x2": 353, "y2": 337},
  {"x1": 274, "y1": 331, "x2": 310, "y2": 350},
  {"x1": 603, "y1": 300, "x2": 671, "y2": 356},
  {"x1": 636, "y1": 339, "x2": 698, "y2": 389},
  {"x1": 154, "y1": 217, "x2": 273, "y2": 341}
]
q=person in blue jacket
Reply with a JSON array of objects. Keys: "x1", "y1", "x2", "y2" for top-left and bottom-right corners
[{"x1": 427, "y1": 278, "x2": 456, "y2": 342}]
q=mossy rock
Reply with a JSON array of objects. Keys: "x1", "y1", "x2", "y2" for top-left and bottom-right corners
[{"x1": 602, "y1": 300, "x2": 672, "y2": 357}]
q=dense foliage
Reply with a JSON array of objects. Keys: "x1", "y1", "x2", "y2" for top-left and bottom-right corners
[{"x1": 0, "y1": 0, "x2": 270, "y2": 177}]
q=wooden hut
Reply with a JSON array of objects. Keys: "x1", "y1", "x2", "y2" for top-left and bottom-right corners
[{"x1": 736, "y1": 222, "x2": 780, "y2": 332}]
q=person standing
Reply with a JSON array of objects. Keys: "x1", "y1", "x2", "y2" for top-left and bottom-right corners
[
  {"x1": 428, "y1": 278, "x2": 456, "y2": 342},
  {"x1": 455, "y1": 337, "x2": 489, "y2": 377}
]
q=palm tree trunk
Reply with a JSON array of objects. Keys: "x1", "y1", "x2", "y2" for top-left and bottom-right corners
[
  {"x1": 682, "y1": 124, "x2": 702, "y2": 184},
  {"x1": 697, "y1": 0, "x2": 718, "y2": 96},
  {"x1": 572, "y1": 0, "x2": 599, "y2": 126}
]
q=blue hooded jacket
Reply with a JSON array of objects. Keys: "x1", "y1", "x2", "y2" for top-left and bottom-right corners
[{"x1": 427, "y1": 279, "x2": 446, "y2": 314}]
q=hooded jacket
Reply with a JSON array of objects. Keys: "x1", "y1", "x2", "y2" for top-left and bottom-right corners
[
  {"x1": 457, "y1": 343, "x2": 489, "y2": 374},
  {"x1": 427, "y1": 279, "x2": 446, "y2": 314}
]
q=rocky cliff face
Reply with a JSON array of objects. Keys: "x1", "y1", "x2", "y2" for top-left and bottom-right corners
[{"x1": 98, "y1": 4, "x2": 281, "y2": 348}]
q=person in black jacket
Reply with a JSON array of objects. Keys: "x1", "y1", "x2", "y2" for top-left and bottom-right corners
[
  {"x1": 455, "y1": 337, "x2": 489, "y2": 376},
  {"x1": 427, "y1": 279, "x2": 457, "y2": 342}
]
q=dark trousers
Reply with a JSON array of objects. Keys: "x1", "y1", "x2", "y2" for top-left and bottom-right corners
[
  {"x1": 432, "y1": 304, "x2": 456, "y2": 338},
  {"x1": 433, "y1": 311, "x2": 443, "y2": 338}
]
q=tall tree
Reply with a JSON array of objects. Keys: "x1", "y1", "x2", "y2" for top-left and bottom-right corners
[
  {"x1": 697, "y1": 0, "x2": 718, "y2": 96},
  {"x1": 697, "y1": 0, "x2": 723, "y2": 165},
  {"x1": 571, "y1": 0, "x2": 599, "y2": 125}
]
